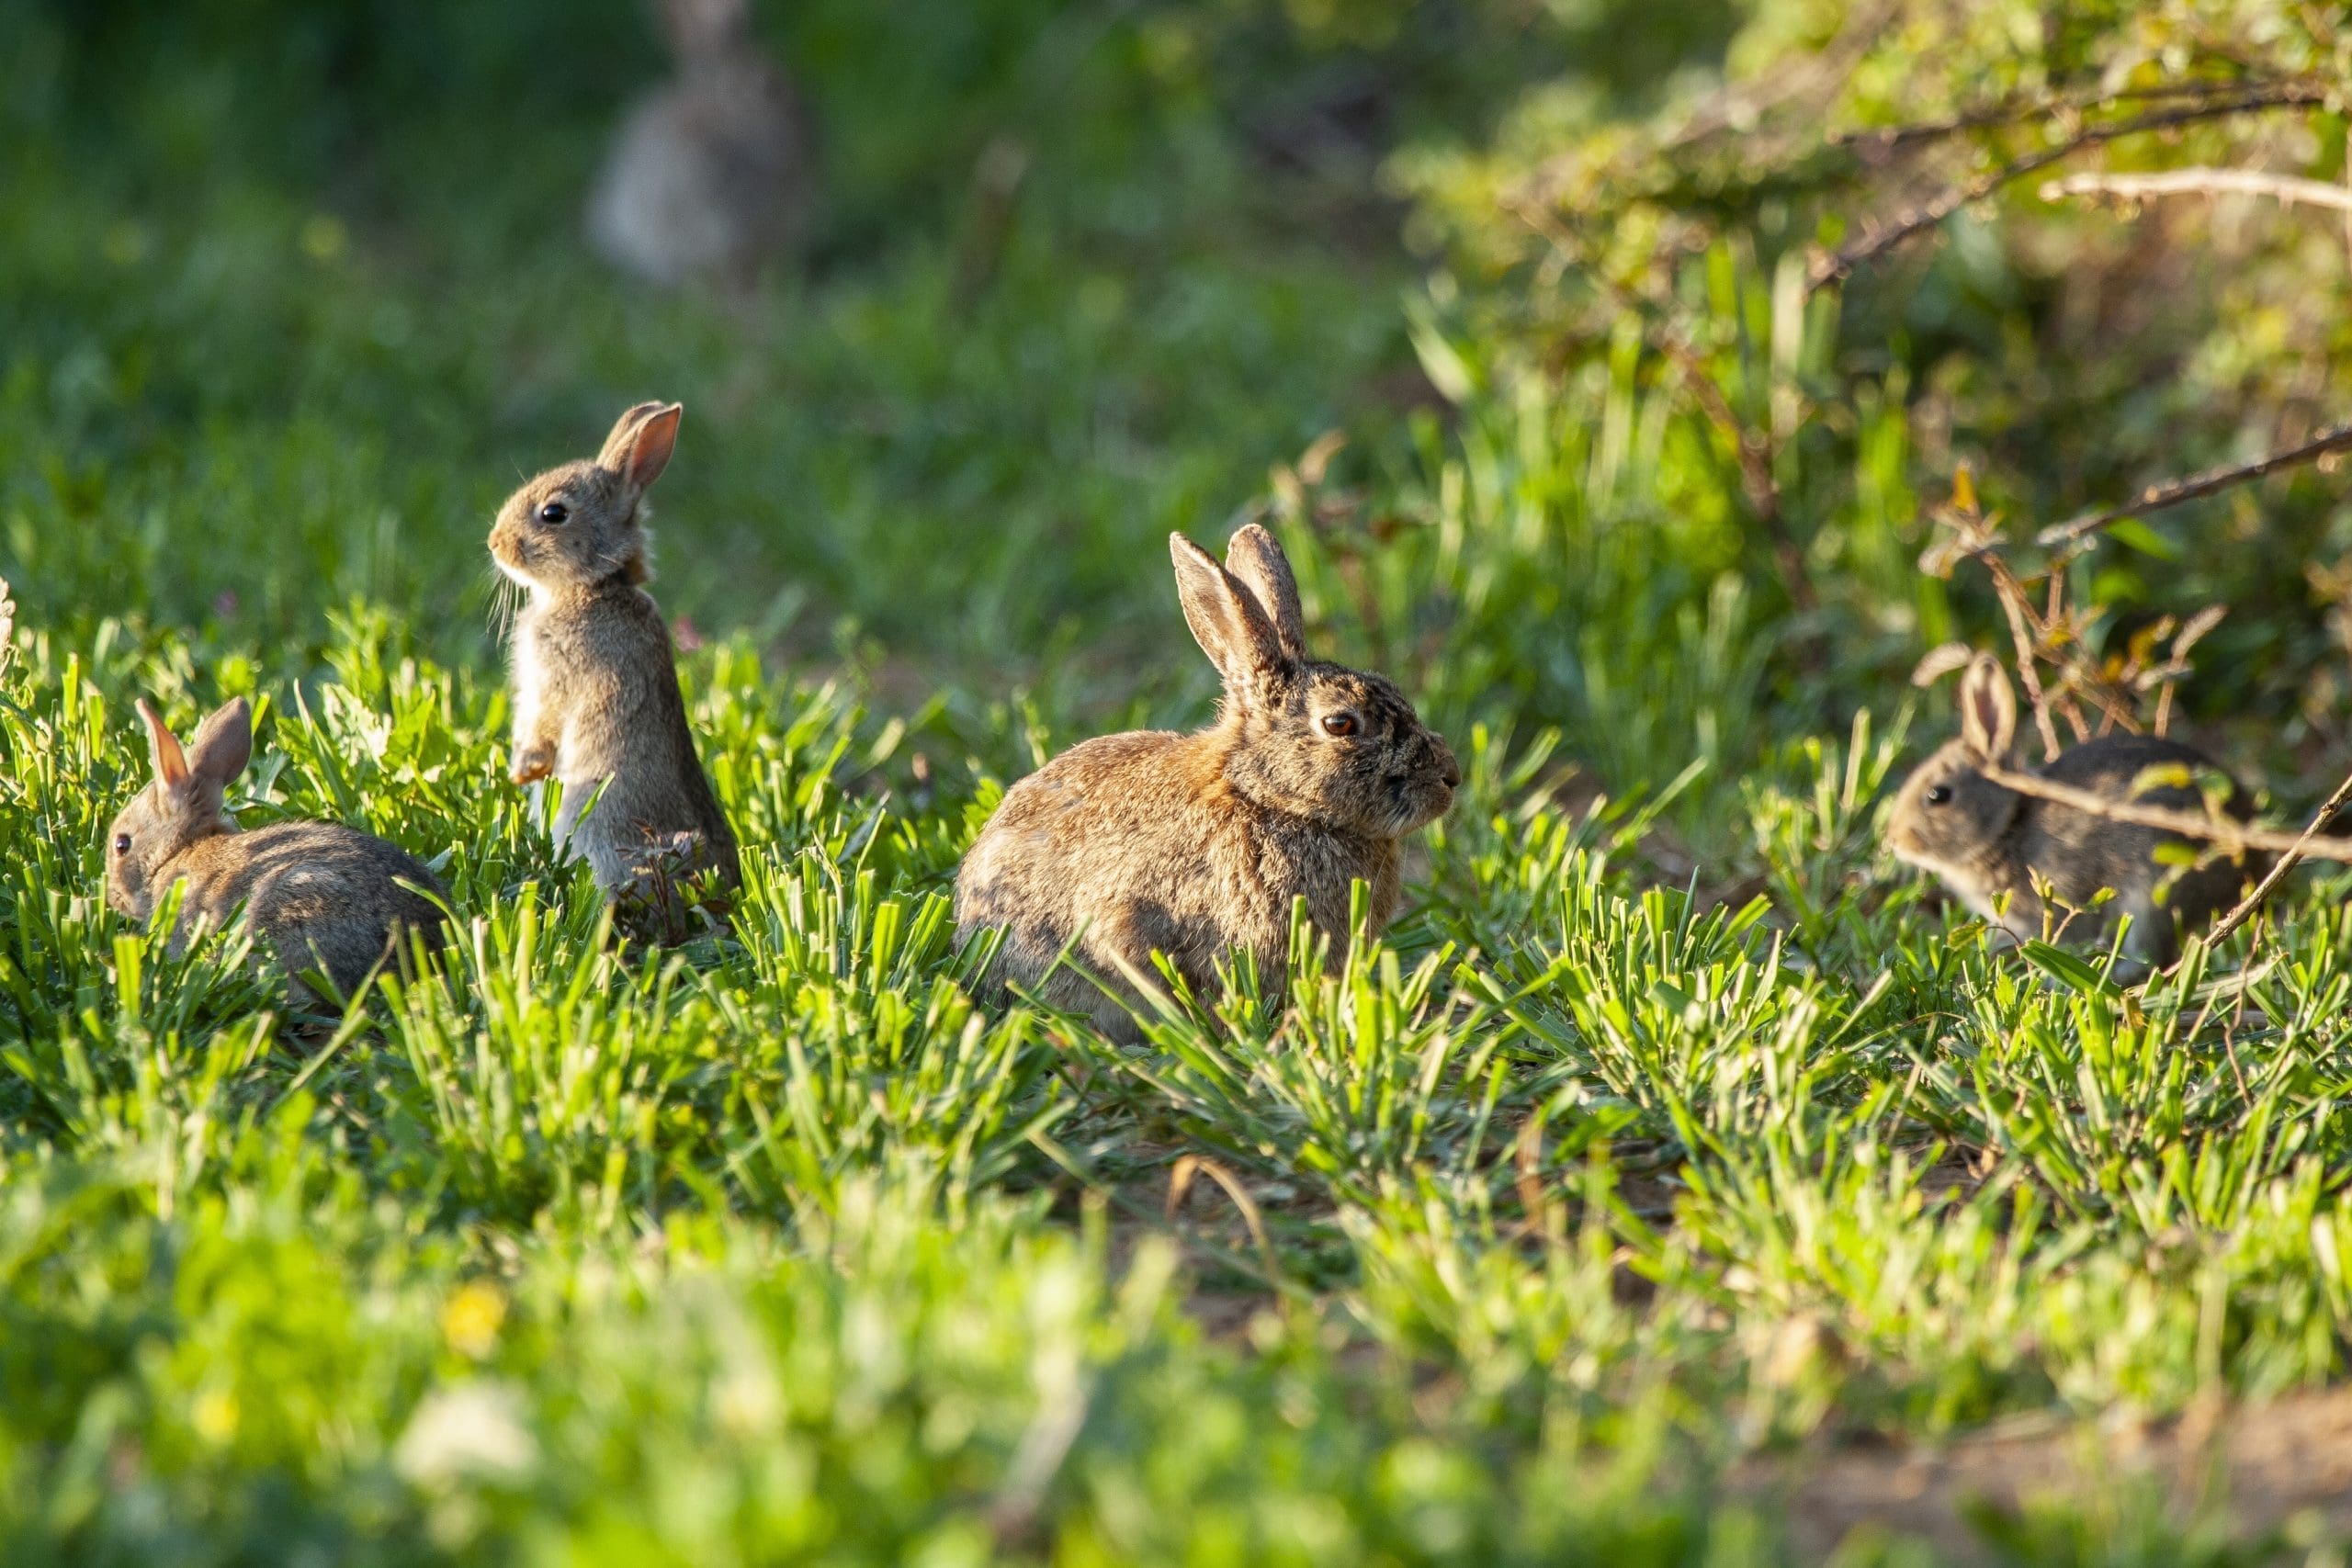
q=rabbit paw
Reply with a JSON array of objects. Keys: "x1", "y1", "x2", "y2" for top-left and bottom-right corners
[{"x1": 510, "y1": 746, "x2": 555, "y2": 786}]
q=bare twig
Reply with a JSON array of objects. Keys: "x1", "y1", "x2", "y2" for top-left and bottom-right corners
[
  {"x1": 1830, "y1": 78, "x2": 2302, "y2": 157},
  {"x1": 2041, "y1": 165, "x2": 2352, "y2": 215},
  {"x1": 1810, "y1": 84, "x2": 2333, "y2": 290},
  {"x1": 2192, "y1": 766, "x2": 2352, "y2": 954},
  {"x1": 1984, "y1": 554, "x2": 2066, "y2": 760},
  {"x1": 1166, "y1": 1154, "x2": 1279, "y2": 1285},
  {"x1": 2036, "y1": 419, "x2": 2352, "y2": 550},
  {"x1": 1980, "y1": 761, "x2": 2352, "y2": 862}
]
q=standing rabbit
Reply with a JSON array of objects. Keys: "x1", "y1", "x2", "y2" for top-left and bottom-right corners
[
  {"x1": 587, "y1": 0, "x2": 814, "y2": 289},
  {"x1": 1886, "y1": 653, "x2": 2262, "y2": 969},
  {"x1": 490, "y1": 401, "x2": 740, "y2": 939},
  {"x1": 955, "y1": 524, "x2": 1459, "y2": 1038},
  {"x1": 106, "y1": 696, "x2": 447, "y2": 1005}
]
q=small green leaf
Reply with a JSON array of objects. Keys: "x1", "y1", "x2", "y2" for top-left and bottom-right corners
[
  {"x1": 2103, "y1": 517, "x2": 2179, "y2": 559},
  {"x1": 2020, "y1": 941, "x2": 2118, "y2": 995},
  {"x1": 2129, "y1": 762, "x2": 2192, "y2": 798}
]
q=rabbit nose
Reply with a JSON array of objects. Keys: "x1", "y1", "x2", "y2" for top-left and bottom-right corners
[{"x1": 1434, "y1": 739, "x2": 1461, "y2": 790}]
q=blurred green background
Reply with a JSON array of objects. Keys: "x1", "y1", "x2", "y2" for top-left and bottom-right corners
[
  {"x1": 8, "y1": 0, "x2": 2349, "y2": 824},
  {"x1": 0, "y1": 0, "x2": 1720, "y2": 715}
]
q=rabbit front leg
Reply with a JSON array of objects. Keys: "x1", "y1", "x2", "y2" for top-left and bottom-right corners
[
  {"x1": 509, "y1": 688, "x2": 560, "y2": 786},
  {"x1": 511, "y1": 735, "x2": 557, "y2": 786}
]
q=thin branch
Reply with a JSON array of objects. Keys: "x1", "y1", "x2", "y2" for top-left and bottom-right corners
[
  {"x1": 1809, "y1": 84, "x2": 2333, "y2": 290},
  {"x1": 2341, "y1": 144, "x2": 2351, "y2": 267},
  {"x1": 1981, "y1": 554, "x2": 2065, "y2": 760},
  {"x1": 2036, "y1": 419, "x2": 2352, "y2": 550},
  {"x1": 1829, "y1": 78, "x2": 2301, "y2": 157},
  {"x1": 2191, "y1": 765, "x2": 2352, "y2": 956},
  {"x1": 2041, "y1": 166, "x2": 2352, "y2": 215},
  {"x1": 1980, "y1": 761, "x2": 2352, "y2": 862}
]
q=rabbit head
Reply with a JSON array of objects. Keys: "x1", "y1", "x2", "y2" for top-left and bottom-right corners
[
  {"x1": 489, "y1": 402, "x2": 681, "y2": 595},
  {"x1": 660, "y1": 0, "x2": 755, "y2": 62},
  {"x1": 1886, "y1": 654, "x2": 2028, "y2": 880},
  {"x1": 107, "y1": 696, "x2": 252, "y2": 920},
  {"x1": 1172, "y1": 524, "x2": 1458, "y2": 838}
]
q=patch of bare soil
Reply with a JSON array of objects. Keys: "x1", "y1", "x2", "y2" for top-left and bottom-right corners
[{"x1": 1745, "y1": 1387, "x2": 2352, "y2": 1562}]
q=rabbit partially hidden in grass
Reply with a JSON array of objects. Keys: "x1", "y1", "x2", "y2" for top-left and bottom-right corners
[
  {"x1": 587, "y1": 0, "x2": 813, "y2": 289},
  {"x1": 1886, "y1": 654, "x2": 2263, "y2": 969},
  {"x1": 106, "y1": 696, "x2": 447, "y2": 1005},
  {"x1": 491, "y1": 401, "x2": 740, "y2": 941},
  {"x1": 955, "y1": 524, "x2": 1459, "y2": 1038}
]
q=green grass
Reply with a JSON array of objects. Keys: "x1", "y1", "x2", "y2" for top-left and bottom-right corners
[{"x1": 9, "y1": 1, "x2": 2352, "y2": 1562}]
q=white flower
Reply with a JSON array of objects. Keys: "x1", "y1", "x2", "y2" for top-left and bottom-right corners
[{"x1": 393, "y1": 1381, "x2": 539, "y2": 1490}]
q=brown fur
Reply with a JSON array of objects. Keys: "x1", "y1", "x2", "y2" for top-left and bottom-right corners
[
  {"x1": 954, "y1": 524, "x2": 1457, "y2": 1038},
  {"x1": 490, "y1": 403, "x2": 741, "y2": 937},
  {"x1": 105, "y1": 697, "x2": 447, "y2": 1004},
  {"x1": 586, "y1": 0, "x2": 814, "y2": 289},
  {"x1": 1886, "y1": 654, "x2": 2263, "y2": 970}
]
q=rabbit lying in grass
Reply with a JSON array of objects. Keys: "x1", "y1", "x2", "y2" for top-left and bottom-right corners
[
  {"x1": 106, "y1": 696, "x2": 447, "y2": 1005},
  {"x1": 587, "y1": 0, "x2": 814, "y2": 289},
  {"x1": 1886, "y1": 653, "x2": 2263, "y2": 969},
  {"x1": 955, "y1": 523, "x2": 1458, "y2": 1038},
  {"x1": 490, "y1": 401, "x2": 740, "y2": 942}
]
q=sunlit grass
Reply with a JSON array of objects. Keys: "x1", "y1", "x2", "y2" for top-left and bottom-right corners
[{"x1": 8, "y1": 2, "x2": 2352, "y2": 1557}]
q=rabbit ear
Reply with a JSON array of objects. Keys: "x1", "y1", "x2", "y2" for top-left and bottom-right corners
[
  {"x1": 598, "y1": 401, "x2": 667, "y2": 465},
  {"x1": 1170, "y1": 533, "x2": 1293, "y2": 704},
  {"x1": 598, "y1": 401, "x2": 682, "y2": 493},
  {"x1": 186, "y1": 697, "x2": 253, "y2": 787},
  {"x1": 619, "y1": 403, "x2": 683, "y2": 495},
  {"x1": 1221, "y1": 525, "x2": 1306, "y2": 662},
  {"x1": 137, "y1": 699, "x2": 189, "y2": 790},
  {"x1": 1959, "y1": 655, "x2": 2017, "y2": 759}
]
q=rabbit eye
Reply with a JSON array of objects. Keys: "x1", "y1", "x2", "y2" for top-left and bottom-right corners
[
  {"x1": 1924, "y1": 784, "x2": 1953, "y2": 807},
  {"x1": 1320, "y1": 713, "x2": 1359, "y2": 739},
  {"x1": 537, "y1": 501, "x2": 571, "y2": 525},
  {"x1": 113, "y1": 833, "x2": 132, "y2": 855}
]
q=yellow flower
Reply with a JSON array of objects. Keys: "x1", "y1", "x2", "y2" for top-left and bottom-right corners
[
  {"x1": 193, "y1": 1387, "x2": 240, "y2": 1445},
  {"x1": 442, "y1": 1281, "x2": 507, "y2": 1361}
]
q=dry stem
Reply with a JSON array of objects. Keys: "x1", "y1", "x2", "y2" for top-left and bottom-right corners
[
  {"x1": 2041, "y1": 166, "x2": 2352, "y2": 216},
  {"x1": 1810, "y1": 84, "x2": 2332, "y2": 290},
  {"x1": 1979, "y1": 762, "x2": 2352, "y2": 863},
  {"x1": 2194, "y1": 766, "x2": 2352, "y2": 953},
  {"x1": 1829, "y1": 78, "x2": 2306, "y2": 157},
  {"x1": 2037, "y1": 419, "x2": 2352, "y2": 550}
]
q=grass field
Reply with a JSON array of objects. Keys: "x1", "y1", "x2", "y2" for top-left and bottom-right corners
[{"x1": 7, "y1": 2, "x2": 2352, "y2": 1562}]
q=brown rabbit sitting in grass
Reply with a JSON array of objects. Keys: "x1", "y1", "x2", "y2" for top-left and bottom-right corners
[
  {"x1": 1885, "y1": 653, "x2": 2264, "y2": 972},
  {"x1": 490, "y1": 400, "x2": 740, "y2": 941},
  {"x1": 955, "y1": 523, "x2": 1459, "y2": 1039},
  {"x1": 106, "y1": 696, "x2": 447, "y2": 1006}
]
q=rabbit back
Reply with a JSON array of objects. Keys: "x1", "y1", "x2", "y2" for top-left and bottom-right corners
[
  {"x1": 171, "y1": 820, "x2": 447, "y2": 998},
  {"x1": 955, "y1": 729, "x2": 1399, "y2": 1037},
  {"x1": 2009, "y1": 734, "x2": 2261, "y2": 962}
]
